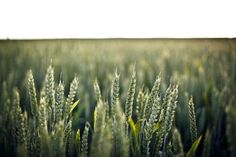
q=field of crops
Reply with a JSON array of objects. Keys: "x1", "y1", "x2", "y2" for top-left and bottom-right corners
[{"x1": 0, "y1": 39, "x2": 235, "y2": 157}]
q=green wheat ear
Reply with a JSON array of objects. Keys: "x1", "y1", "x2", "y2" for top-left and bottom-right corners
[
  {"x1": 112, "y1": 103, "x2": 129, "y2": 157},
  {"x1": 188, "y1": 96, "x2": 197, "y2": 143},
  {"x1": 155, "y1": 84, "x2": 178, "y2": 154},
  {"x1": 63, "y1": 120, "x2": 74, "y2": 156},
  {"x1": 93, "y1": 78, "x2": 102, "y2": 102},
  {"x1": 142, "y1": 76, "x2": 162, "y2": 157},
  {"x1": 111, "y1": 69, "x2": 120, "y2": 117},
  {"x1": 13, "y1": 88, "x2": 27, "y2": 156},
  {"x1": 64, "y1": 120, "x2": 72, "y2": 144},
  {"x1": 92, "y1": 100, "x2": 111, "y2": 157},
  {"x1": 136, "y1": 87, "x2": 149, "y2": 120},
  {"x1": 110, "y1": 70, "x2": 129, "y2": 157},
  {"x1": 64, "y1": 76, "x2": 79, "y2": 119},
  {"x1": 136, "y1": 87, "x2": 144, "y2": 119},
  {"x1": 39, "y1": 97, "x2": 47, "y2": 133},
  {"x1": 143, "y1": 93, "x2": 161, "y2": 157},
  {"x1": 125, "y1": 67, "x2": 136, "y2": 135},
  {"x1": 27, "y1": 70, "x2": 38, "y2": 120},
  {"x1": 144, "y1": 73, "x2": 161, "y2": 120},
  {"x1": 55, "y1": 81, "x2": 65, "y2": 124},
  {"x1": 44, "y1": 65, "x2": 55, "y2": 109},
  {"x1": 44, "y1": 65, "x2": 56, "y2": 131},
  {"x1": 164, "y1": 84, "x2": 178, "y2": 133}
]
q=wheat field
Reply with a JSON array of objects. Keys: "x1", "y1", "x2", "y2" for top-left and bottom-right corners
[{"x1": 0, "y1": 39, "x2": 235, "y2": 157}]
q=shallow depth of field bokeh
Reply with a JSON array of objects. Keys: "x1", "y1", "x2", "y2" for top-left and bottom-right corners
[{"x1": 0, "y1": 39, "x2": 235, "y2": 157}]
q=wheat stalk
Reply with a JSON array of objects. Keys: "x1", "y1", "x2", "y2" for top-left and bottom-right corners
[
  {"x1": 172, "y1": 127, "x2": 184, "y2": 157},
  {"x1": 52, "y1": 121, "x2": 65, "y2": 157}
]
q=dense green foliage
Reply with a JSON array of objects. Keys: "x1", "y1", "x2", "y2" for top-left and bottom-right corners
[{"x1": 0, "y1": 39, "x2": 235, "y2": 157}]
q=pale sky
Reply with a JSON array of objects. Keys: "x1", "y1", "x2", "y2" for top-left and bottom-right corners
[{"x1": 0, "y1": 0, "x2": 235, "y2": 39}]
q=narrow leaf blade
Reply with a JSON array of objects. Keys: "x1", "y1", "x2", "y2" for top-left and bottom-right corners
[
  {"x1": 69, "y1": 99, "x2": 80, "y2": 113},
  {"x1": 186, "y1": 135, "x2": 202, "y2": 157}
]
